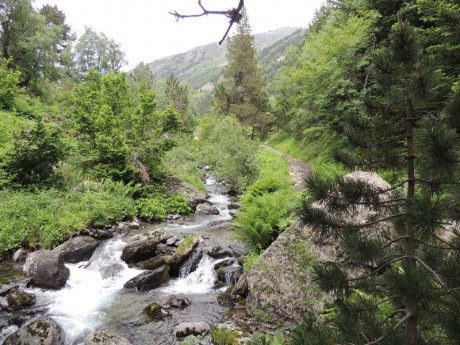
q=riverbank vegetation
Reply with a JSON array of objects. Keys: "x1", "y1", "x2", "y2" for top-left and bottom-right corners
[{"x1": 1, "y1": 0, "x2": 459, "y2": 343}]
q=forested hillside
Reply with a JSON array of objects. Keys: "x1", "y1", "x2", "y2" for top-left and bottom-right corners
[
  {"x1": 0, "y1": 0, "x2": 459, "y2": 344},
  {"x1": 146, "y1": 27, "x2": 305, "y2": 90}
]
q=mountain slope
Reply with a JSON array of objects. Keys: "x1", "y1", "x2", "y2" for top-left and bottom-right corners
[{"x1": 147, "y1": 27, "x2": 306, "y2": 90}]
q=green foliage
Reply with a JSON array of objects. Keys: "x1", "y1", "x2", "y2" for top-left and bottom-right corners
[
  {"x1": 235, "y1": 149, "x2": 296, "y2": 253},
  {"x1": 198, "y1": 115, "x2": 259, "y2": 192},
  {"x1": 163, "y1": 136, "x2": 206, "y2": 193},
  {"x1": 0, "y1": 59, "x2": 21, "y2": 110},
  {"x1": 235, "y1": 190, "x2": 295, "y2": 253},
  {"x1": 136, "y1": 194, "x2": 191, "y2": 222},
  {"x1": 165, "y1": 195, "x2": 191, "y2": 215},
  {"x1": 5, "y1": 115, "x2": 66, "y2": 187},
  {"x1": 211, "y1": 327, "x2": 240, "y2": 345},
  {"x1": 242, "y1": 251, "x2": 260, "y2": 274},
  {"x1": 247, "y1": 333, "x2": 285, "y2": 345},
  {"x1": 136, "y1": 198, "x2": 166, "y2": 222},
  {"x1": 74, "y1": 26, "x2": 126, "y2": 77},
  {"x1": 214, "y1": 9, "x2": 270, "y2": 137},
  {"x1": 0, "y1": 180, "x2": 137, "y2": 255}
]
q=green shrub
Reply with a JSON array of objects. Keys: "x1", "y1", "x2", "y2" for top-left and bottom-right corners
[
  {"x1": 165, "y1": 195, "x2": 192, "y2": 215},
  {"x1": 0, "y1": 59, "x2": 21, "y2": 110},
  {"x1": 198, "y1": 115, "x2": 259, "y2": 192},
  {"x1": 6, "y1": 116, "x2": 67, "y2": 188},
  {"x1": 136, "y1": 198, "x2": 167, "y2": 221}
]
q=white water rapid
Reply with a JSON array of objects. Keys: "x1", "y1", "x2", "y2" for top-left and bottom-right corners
[
  {"x1": 1, "y1": 175, "x2": 242, "y2": 345},
  {"x1": 163, "y1": 256, "x2": 229, "y2": 294},
  {"x1": 31, "y1": 237, "x2": 141, "y2": 344}
]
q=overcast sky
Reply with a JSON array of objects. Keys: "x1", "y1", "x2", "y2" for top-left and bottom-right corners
[{"x1": 34, "y1": 0, "x2": 324, "y2": 70}]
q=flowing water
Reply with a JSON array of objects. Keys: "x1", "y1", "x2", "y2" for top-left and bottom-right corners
[{"x1": 0, "y1": 176, "x2": 243, "y2": 345}]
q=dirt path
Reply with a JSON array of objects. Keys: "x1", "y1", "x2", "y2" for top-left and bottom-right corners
[{"x1": 261, "y1": 144, "x2": 312, "y2": 192}]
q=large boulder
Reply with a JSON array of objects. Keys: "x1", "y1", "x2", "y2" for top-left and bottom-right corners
[
  {"x1": 195, "y1": 202, "x2": 219, "y2": 215},
  {"x1": 164, "y1": 176, "x2": 206, "y2": 210},
  {"x1": 84, "y1": 331, "x2": 132, "y2": 345},
  {"x1": 53, "y1": 236, "x2": 100, "y2": 263},
  {"x1": 169, "y1": 235, "x2": 200, "y2": 276},
  {"x1": 246, "y1": 220, "x2": 328, "y2": 326},
  {"x1": 123, "y1": 265, "x2": 169, "y2": 291},
  {"x1": 121, "y1": 230, "x2": 172, "y2": 264},
  {"x1": 3, "y1": 317, "x2": 65, "y2": 345},
  {"x1": 6, "y1": 288, "x2": 35, "y2": 311},
  {"x1": 174, "y1": 322, "x2": 211, "y2": 338},
  {"x1": 23, "y1": 250, "x2": 70, "y2": 289}
]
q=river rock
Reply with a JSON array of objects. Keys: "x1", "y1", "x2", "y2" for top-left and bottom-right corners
[
  {"x1": 12, "y1": 248, "x2": 29, "y2": 262},
  {"x1": 169, "y1": 235, "x2": 200, "y2": 276},
  {"x1": 121, "y1": 230, "x2": 172, "y2": 264},
  {"x1": 167, "y1": 295, "x2": 191, "y2": 309},
  {"x1": 231, "y1": 274, "x2": 248, "y2": 298},
  {"x1": 23, "y1": 250, "x2": 70, "y2": 289},
  {"x1": 179, "y1": 249, "x2": 204, "y2": 276},
  {"x1": 246, "y1": 220, "x2": 328, "y2": 326},
  {"x1": 195, "y1": 202, "x2": 219, "y2": 215},
  {"x1": 3, "y1": 317, "x2": 65, "y2": 345},
  {"x1": 84, "y1": 331, "x2": 132, "y2": 345},
  {"x1": 207, "y1": 246, "x2": 232, "y2": 259},
  {"x1": 6, "y1": 288, "x2": 35, "y2": 311},
  {"x1": 155, "y1": 243, "x2": 176, "y2": 256},
  {"x1": 53, "y1": 236, "x2": 100, "y2": 263},
  {"x1": 217, "y1": 266, "x2": 242, "y2": 285},
  {"x1": 144, "y1": 302, "x2": 171, "y2": 320},
  {"x1": 139, "y1": 256, "x2": 170, "y2": 270},
  {"x1": 124, "y1": 265, "x2": 169, "y2": 291},
  {"x1": 214, "y1": 258, "x2": 235, "y2": 270},
  {"x1": 174, "y1": 321, "x2": 211, "y2": 338},
  {"x1": 80, "y1": 228, "x2": 114, "y2": 240},
  {"x1": 164, "y1": 176, "x2": 207, "y2": 210}
]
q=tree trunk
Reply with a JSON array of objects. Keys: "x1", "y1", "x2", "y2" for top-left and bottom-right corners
[{"x1": 405, "y1": 97, "x2": 418, "y2": 345}]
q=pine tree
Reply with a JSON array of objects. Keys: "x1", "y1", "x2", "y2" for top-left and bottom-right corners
[
  {"x1": 298, "y1": 13, "x2": 460, "y2": 345},
  {"x1": 213, "y1": 8, "x2": 270, "y2": 138}
]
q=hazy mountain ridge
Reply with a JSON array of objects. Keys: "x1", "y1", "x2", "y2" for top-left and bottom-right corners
[{"x1": 147, "y1": 27, "x2": 306, "y2": 90}]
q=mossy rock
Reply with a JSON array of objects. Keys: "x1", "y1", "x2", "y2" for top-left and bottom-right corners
[
  {"x1": 6, "y1": 288, "x2": 36, "y2": 311},
  {"x1": 171, "y1": 235, "x2": 199, "y2": 264},
  {"x1": 144, "y1": 302, "x2": 171, "y2": 321},
  {"x1": 141, "y1": 256, "x2": 170, "y2": 270}
]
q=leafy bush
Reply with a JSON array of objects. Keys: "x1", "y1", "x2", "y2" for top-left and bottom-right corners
[
  {"x1": 165, "y1": 195, "x2": 192, "y2": 215},
  {"x1": 136, "y1": 198, "x2": 166, "y2": 221},
  {"x1": 5, "y1": 116, "x2": 67, "y2": 188},
  {"x1": 0, "y1": 59, "x2": 21, "y2": 110},
  {"x1": 198, "y1": 115, "x2": 259, "y2": 192}
]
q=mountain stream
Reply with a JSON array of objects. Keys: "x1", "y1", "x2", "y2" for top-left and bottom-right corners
[{"x1": 0, "y1": 176, "x2": 244, "y2": 344}]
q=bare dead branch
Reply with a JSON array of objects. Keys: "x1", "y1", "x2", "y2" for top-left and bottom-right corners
[{"x1": 170, "y1": 0, "x2": 245, "y2": 45}]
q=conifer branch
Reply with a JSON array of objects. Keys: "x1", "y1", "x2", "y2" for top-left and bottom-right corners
[
  {"x1": 353, "y1": 213, "x2": 406, "y2": 228},
  {"x1": 170, "y1": 0, "x2": 245, "y2": 45},
  {"x1": 365, "y1": 313, "x2": 411, "y2": 345},
  {"x1": 414, "y1": 256, "x2": 445, "y2": 286},
  {"x1": 380, "y1": 236, "x2": 408, "y2": 250},
  {"x1": 380, "y1": 309, "x2": 406, "y2": 325},
  {"x1": 348, "y1": 256, "x2": 407, "y2": 282},
  {"x1": 415, "y1": 237, "x2": 452, "y2": 250}
]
